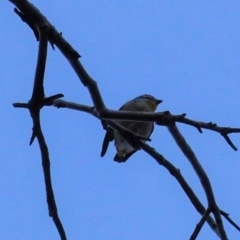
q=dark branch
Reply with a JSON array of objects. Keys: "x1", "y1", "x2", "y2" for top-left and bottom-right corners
[
  {"x1": 9, "y1": 0, "x2": 240, "y2": 239},
  {"x1": 52, "y1": 99, "x2": 221, "y2": 238},
  {"x1": 190, "y1": 208, "x2": 211, "y2": 240},
  {"x1": 221, "y1": 210, "x2": 240, "y2": 232},
  {"x1": 10, "y1": 7, "x2": 67, "y2": 238},
  {"x1": 14, "y1": 7, "x2": 39, "y2": 40},
  {"x1": 168, "y1": 125, "x2": 227, "y2": 239},
  {"x1": 138, "y1": 141, "x2": 220, "y2": 238},
  {"x1": 221, "y1": 134, "x2": 237, "y2": 151},
  {"x1": 10, "y1": 0, "x2": 240, "y2": 153},
  {"x1": 174, "y1": 115, "x2": 240, "y2": 151}
]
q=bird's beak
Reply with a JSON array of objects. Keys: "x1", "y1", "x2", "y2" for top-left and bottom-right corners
[{"x1": 156, "y1": 99, "x2": 163, "y2": 105}]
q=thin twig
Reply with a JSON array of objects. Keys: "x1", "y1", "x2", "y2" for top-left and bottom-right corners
[
  {"x1": 190, "y1": 208, "x2": 211, "y2": 240},
  {"x1": 168, "y1": 125, "x2": 227, "y2": 239},
  {"x1": 221, "y1": 210, "x2": 240, "y2": 232}
]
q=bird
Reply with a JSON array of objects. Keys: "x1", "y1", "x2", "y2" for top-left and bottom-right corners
[{"x1": 101, "y1": 94, "x2": 162, "y2": 162}]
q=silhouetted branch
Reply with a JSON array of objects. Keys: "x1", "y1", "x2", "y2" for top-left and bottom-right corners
[
  {"x1": 190, "y1": 208, "x2": 211, "y2": 240},
  {"x1": 221, "y1": 210, "x2": 240, "y2": 232},
  {"x1": 9, "y1": 0, "x2": 240, "y2": 239},
  {"x1": 10, "y1": 0, "x2": 240, "y2": 153},
  {"x1": 168, "y1": 125, "x2": 227, "y2": 239},
  {"x1": 10, "y1": 0, "x2": 106, "y2": 115},
  {"x1": 139, "y1": 141, "x2": 222, "y2": 238},
  {"x1": 175, "y1": 116, "x2": 239, "y2": 151},
  {"x1": 54, "y1": 100, "x2": 240, "y2": 151},
  {"x1": 52, "y1": 99, "x2": 221, "y2": 238},
  {"x1": 11, "y1": 16, "x2": 67, "y2": 240}
]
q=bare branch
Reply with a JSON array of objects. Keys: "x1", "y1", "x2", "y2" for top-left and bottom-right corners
[
  {"x1": 221, "y1": 133, "x2": 237, "y2": 151},
  {"x1": 52, "y1": 99, "x2": 221, "y2": 238},
  {"x1": 138, "y1": 141, "x2": 221, "y2": 238},
  {"x1": 221, "y1": 210, "x2": 240, "y2": 232},
  {"x1": 9, "y1": 0, "x2": 240, "y2": 239},
  {"x1": 10, "y1": 0, "x2": 240, "y2": 155},
  {"x1": 11, "y1": 11, "x2": 67, "y2": 239},
  {"x1": 190, "y1": 208, "x2": 211, "y2": 240},
  {"x1": 175, "y1": 116, "x2": 240, "y2": 151},
  {"x1": 168, "y1": 125, "x2": 227, "y2": 239}
]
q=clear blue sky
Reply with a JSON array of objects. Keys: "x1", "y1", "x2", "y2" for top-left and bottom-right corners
[{"x1": 1, "y1": 1, "x2": 240, "y2": 239}]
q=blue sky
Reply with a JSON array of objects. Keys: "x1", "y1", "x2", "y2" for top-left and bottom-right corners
[{"x1": 1, "y1": 1, "x2": 240, "y2": 239}]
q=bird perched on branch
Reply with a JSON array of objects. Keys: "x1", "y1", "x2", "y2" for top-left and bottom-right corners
[{"x1": 101, "y1": 94, "x2": 162, "y2": 162}]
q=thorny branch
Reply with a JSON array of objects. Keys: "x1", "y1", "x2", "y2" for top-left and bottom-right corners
[
  {"x1": 9, "y1": 0, "x2": 240, "y2": 239},
  {"x1": 11, "y1": 8, "x2": 66, "y2": 240}
]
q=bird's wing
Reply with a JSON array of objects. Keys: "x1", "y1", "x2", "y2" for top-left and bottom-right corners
[
  {"x1": 149, "y1": 123, "x2": 154, "y2": 138},
  {"x1": 100, "y1": 127, "x2": 114, "y2": 157},
  {"x1": 114, "y1": 124, "x2": 154, "y2": 162},
  {"x1": 101, "y1": 104, "x2": 126, "y2": 157}
]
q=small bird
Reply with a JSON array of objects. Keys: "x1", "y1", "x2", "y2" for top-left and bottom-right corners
[{"x1": 101, "y1": 94, "x2": 162, "y2": 162}]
